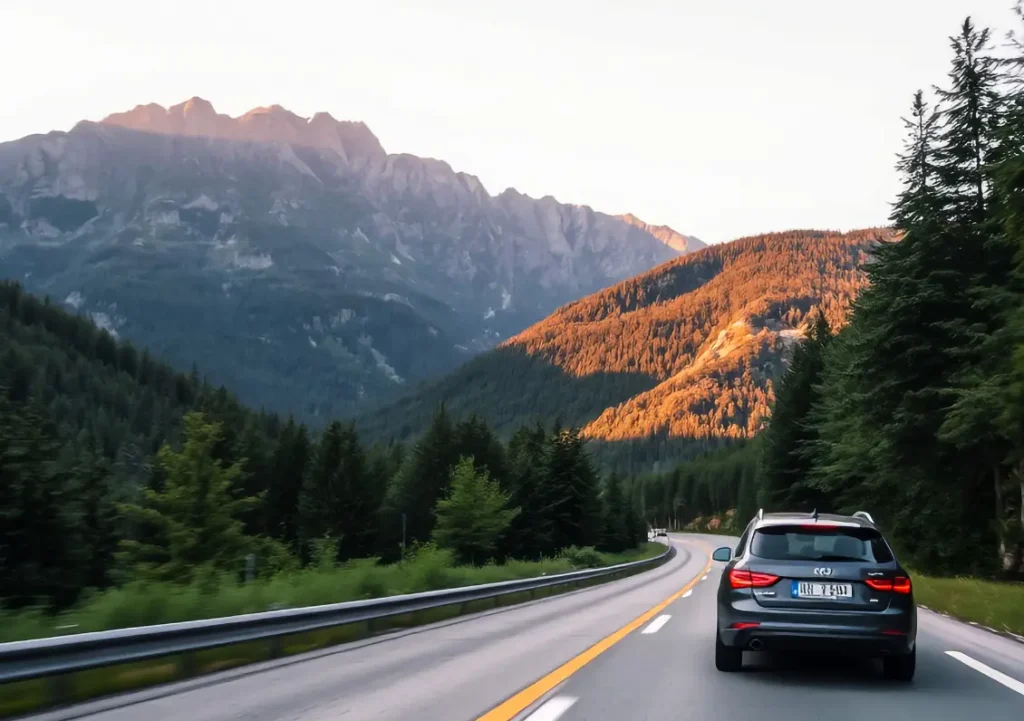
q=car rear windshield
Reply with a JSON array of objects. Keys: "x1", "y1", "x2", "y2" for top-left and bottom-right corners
[{"x1": 750, "y1": 525, "x2": 894, "y2": 563}]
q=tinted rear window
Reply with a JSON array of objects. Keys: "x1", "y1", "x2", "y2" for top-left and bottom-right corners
[{"x1": 751, "y1": 526, "x2": 894, "y2": 563}]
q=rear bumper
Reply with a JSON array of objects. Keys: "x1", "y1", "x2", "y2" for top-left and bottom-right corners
[{"x1": 720, "y1": 625, "x2": 915, "y2": 656}]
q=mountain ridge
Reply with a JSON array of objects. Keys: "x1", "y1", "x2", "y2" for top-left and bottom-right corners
[
  {"x1": 355, "y1": 227, "x2": 893, "y2": 470},
  {"x1": 0, "y1": 97, "x2": 696, "y2": 421}
]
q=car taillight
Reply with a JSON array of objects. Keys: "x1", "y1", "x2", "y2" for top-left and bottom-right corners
[
  {"x1": 730, "y1": 622, "x2": 761, "y2": 630},
  {"x1": 729, "y1": 568, "x2": 780, "y2": 588},
  {"x1": 865, "y1": 576, "x2": 912, "y2": 594},
  {"x1": 892, "y1": 576, "x2": 912, "y2": 594}
]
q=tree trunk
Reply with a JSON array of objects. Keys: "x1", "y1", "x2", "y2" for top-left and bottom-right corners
[
  {"x1": 1015, "y1": 468, "x2": 1024, "y2": 575},
  {"x1": 992, "y1": 461, "x2": 1011, "y2": 572}
]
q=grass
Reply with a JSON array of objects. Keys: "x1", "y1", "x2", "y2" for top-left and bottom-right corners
[
  {"x1": 913, "y1": 572, "x2": 1024, "y2": 638},
  {"x1": 0, "y1": 543, "x2": 667, "y2": 718},
  {"x1": 0, "y1": 543, "x2": 664, "y2": 643}
]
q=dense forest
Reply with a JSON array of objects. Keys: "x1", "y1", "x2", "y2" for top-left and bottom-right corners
[
  {"x1": 5, "y1": 11, "x2": 1021, "y2": 612},
  {"x1": 0, "y1": 282, "x2": 645, "y2": 609},
  {"x1": 638, "y1": 15, "x2": 1024, "y2": 579},
  {"x1": 356, "y1": 228, "x2": 886, "y2": 471}
]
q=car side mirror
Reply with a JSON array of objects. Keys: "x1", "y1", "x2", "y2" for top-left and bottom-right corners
[{"x1": 712, "y1": 546, "x2": 732, "y2": 562}]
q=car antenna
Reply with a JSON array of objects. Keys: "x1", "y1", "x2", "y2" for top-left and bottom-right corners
[{"x1": 811, "y1": 508, "x2": 818, "y2": 521}]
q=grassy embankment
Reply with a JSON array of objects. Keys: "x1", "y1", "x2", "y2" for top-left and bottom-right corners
[{"x1": 0, "y1": 543, "x2": 667, "y2": 717}]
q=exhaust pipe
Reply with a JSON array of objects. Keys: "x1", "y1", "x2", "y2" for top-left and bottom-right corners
[{"x1": 749, "y1": 638, "x2": 764, "y2": 651}]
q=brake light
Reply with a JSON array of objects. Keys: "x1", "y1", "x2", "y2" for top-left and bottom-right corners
[
  {"x1": 865, "y1": 576, "x2": 912, "y2": 594},
  {"x1": 730, "y1": 622, "x2": 761, "y2": 630},
  {"x1": 865, "y1": 578, "x2": 892, "y2": 591},
  {"x1": 800, "y1": 524, "x2": 838, "y2": 529},
  {"x1": 729, "y1": 569, "x2": 780, "y2": 588},
  {"x1": 882, "y1": 629, "x2": 907, "y2": 636}
]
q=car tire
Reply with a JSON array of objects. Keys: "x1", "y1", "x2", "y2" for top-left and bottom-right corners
[
  {"x1": 882, "y1": 647, "x2": 915, "y2": 682},
  {"x1": 715, "y1": 629, "x2": 743, "y2": 672}
]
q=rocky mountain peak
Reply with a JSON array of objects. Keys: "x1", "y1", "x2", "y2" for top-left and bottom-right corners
[
  {"x1": 618, "y1": 212, "x2": 706, "y2": 253},
  {"x1": 100, "y1": 98, "x2": 385, "y2": 162}
]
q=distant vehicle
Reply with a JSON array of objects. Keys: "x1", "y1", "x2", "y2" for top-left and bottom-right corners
[
  {"x1": 711, "y1": 509, "x2": 917, "y2": 681},
  {"x1": 656, "y1": 529, "x2": 668, "y2": 538}
]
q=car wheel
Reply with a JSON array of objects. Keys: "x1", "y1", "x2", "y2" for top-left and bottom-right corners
[
  {"x1": 715, "y1": 629, "x2": 743, "y2": 672},
  {"x1": 882, "y1": 647, "x2": 915, "y2": 682}
]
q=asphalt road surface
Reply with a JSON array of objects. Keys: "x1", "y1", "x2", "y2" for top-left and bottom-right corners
[{"x1": 24, "y1": 535, "x2": 1024, "y2": 721}]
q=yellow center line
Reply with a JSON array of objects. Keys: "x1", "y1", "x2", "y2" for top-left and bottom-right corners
[{"x1": 475, "y1": 541, "x2": 715, "y2": 721}]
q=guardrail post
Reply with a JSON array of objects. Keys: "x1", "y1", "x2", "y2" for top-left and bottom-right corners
[
  {"x1": 268, "y1": 636, "x2": 284, "y2": 659},
  {"x1": 44, "y1": 674, "x2": 73, "y2": 706},
  {"x1": 179, "y1": 652, "x2": 198, "y2": 678}
]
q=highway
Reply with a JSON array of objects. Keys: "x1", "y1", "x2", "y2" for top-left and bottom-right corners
[{"x1": 23, "y1": 535, "x2": 1024, "y2": 721}]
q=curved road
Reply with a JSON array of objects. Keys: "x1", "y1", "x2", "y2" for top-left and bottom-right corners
[{"x1": 24, "y1": 535, "x2": 1024, "y2": 721}]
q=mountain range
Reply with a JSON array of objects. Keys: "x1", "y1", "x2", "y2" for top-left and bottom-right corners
[
  {"x1": 356, "y1": 228, "x2": 892, "y2": 470},
  {"x1": 0, "y1": 98, "x2": 696, "y2": 419}
]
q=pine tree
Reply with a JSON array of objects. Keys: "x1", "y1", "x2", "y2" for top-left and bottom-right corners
[
  {"x1": 432, "y1": 457, "x2": 520, "y2": 565},
  {"x1": 934, "y1": 18, "x2": 1003, "y2": 230},
  {"x1": 454, "y1": 414, "x2": 508, "y2": 484},
  {"x1": 601, "y1": 472, "x2": 629, "y2": 552},
  {"x1": 759, "y1": 311, "x2": 833, "y2": 512},
  {"x1": 117, "y1": 412, "x2": 257, "y2": 583},
  {"x1": 299, "y1": 422, "x2": 376, "y2": 561},
  {"x1": 385, "y1": 404, "x2": 460, "y2": 546},
  {"x1": 74, "y1": 449, "x2": 120, "y2": 592},
  {"x1": 0, "y1": 394, "x2": 81, "y2": 607},
  {"x1": 265, "y1": 417, "x2": 310, "y2": 550},
  {"x1": 505, "y1": 423, "x2": 555, "y2": 558},
  {"x1": 544, "y1": 427, "x2": 603, "y2": 550},
  {"x1": 810, "y1": 66, "x2": 1003, "y2": 572}
]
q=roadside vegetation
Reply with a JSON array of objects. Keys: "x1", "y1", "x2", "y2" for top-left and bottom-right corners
[
  {"x1": 0, "y1": 541, "x2": 665, "y2": 644},
  {"x1": 639, "y1": 14, "x2": 1024, "y2": 588},
  {"x1": 914, "y1": 574, "x2": 1024, "y2": 639}
]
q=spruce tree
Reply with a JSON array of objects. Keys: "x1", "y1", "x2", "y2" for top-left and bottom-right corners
[
  {"x1": 385, "y1": 404, "x2": 460, "y2": 546},
  {"x1": 544, "y1": 427, "x2": 603, "y2": 550},
  {"x1": 432, "y1": 457, "x2": 520, "y2": 565},
  {"x1": 454, "y1": 414, "x2": 508, "y2": 483},
  {"x1": 265, "y1": 417, "x2": 310, "y2": 550},
  {"x1": 601, "y1": 472, "x2": 629, "y2": 552},
  {"x1": 299, "y1": 421, "x2": 375, "y2": 561},
  {"x1": 0, "y1": 394, "x2": 81, "y2": 607},
  {"x1": 759, "y1": 311, "x2": 833, "y2": 512},
  {"x1": 117, "y1": 412, "x2": 257, "y2": 583},
  {"x1": 505, "y1": 423, "x2": 555, "y2": 558}
]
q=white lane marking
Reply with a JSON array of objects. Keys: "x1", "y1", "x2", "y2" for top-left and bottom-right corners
[
  {"x1": 642, "y1": 615, "x2": 672, "y2": 634},
  {"x1": 701, "y1": 575, "x2": 708, "y2": 581},
  {"x1": 682, "y1": 589, "x2": 693, "y2": 598},
  {"x1": 946, "y1": 651, "x2": 1024, "y2": 697},
  {"x1": 526, "y1": 695, "x2": 578, "y2": 721}
]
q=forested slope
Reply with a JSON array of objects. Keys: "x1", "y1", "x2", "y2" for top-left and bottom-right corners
[
  {"x1": 639, "y1": 16, "x2": 1024, "y2": 579},
  {"x1": 357, "y1": 228, "x2": 889, "y2": 470},
  {"x1": 0, "y1": 281, "x2": 644, "y2": 611}
]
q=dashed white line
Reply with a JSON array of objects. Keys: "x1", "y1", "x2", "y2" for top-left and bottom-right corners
[
  {"x1": 682, "y1": 590, "x2": 693, "y2": 598},
  {"x1": 642, "y1": 615, "x2": 672, "y2": 634},
  {"x1": 526, "y1": 695, "x2": 578, "y2": 721},
  {"x1": 946, "y1": 651, "x2": 1024, "y2": 697},
  {"x1": 701, "y1": 574, "x2": 708, "y2": 581}
]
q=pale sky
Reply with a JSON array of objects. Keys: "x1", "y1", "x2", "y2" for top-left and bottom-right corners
[{"x1": 1, "y1": 0, "x2": 1019, "y2": 243}]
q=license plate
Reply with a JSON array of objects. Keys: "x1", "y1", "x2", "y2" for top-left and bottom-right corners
[{"x1": 792, "y1": 581, "x2": 853, "y2": 599}]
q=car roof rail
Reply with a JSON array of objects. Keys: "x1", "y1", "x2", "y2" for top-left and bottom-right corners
[{"x1": 852, "y1": 511, "x2": 875, "y2": 524}]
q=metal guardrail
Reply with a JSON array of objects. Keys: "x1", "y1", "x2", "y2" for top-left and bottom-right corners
[{"x1": 0, "y1": 544, "x2": 674, "y2": 684}]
